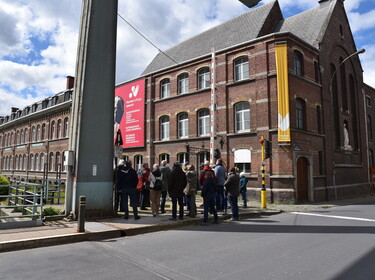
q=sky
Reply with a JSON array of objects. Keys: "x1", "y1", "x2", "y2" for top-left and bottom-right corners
[{"x1": 0, "y1": 0, "x2": 374, "y2": 116}]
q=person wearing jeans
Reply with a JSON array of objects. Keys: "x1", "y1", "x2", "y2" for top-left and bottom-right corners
[
  {"x1": 201, "y1": 170, "x2": 219, "y2": 224},
  {"x1": 224, "y1": 167, "x2": 240, "y2": 221}
]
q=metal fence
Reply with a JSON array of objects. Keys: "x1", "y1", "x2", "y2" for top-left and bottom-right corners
[
  {"x1": 0, "y1": 185, "x2": 44, "y2": 221},
  {"x1": 0, "y1": 181, "x2": 65, "y2": 225}
]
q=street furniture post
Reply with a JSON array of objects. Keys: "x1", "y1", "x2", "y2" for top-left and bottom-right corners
[{"x1": 77, "y1": 196, "x2": 86, "y2": 232}]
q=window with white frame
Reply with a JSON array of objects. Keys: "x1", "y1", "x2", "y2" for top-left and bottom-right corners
[
  {"x1": 198, "y1": 151, "x2": 210, "y2": 167},
  {"x1": 234, "y1": 149, "x2": 251, "y2": 173},
  {"x1": 177, "y1": 153, "x2": 188, "y2": 166},
  {"x1": 31, "y1": 126, "x2": 36, "y2": 142},
  {"x1": 235, "y1": 102, "x2": 250, "y2": 132},
  {"x1": 57, "y1": 119, "x2": 62, "y2": 138},
  {"x1": 35, "y1": 154, "x2": 39, "y2": 171},
  {"x1": 296, "y1": 98, "x2": 306, "y2": 130},
  {"x1": 40, "y1": 153, "x2": 45, "y2": 171},
  {"x1": 30, "y1": 154, "x2": 34, "y2": 171},
  {"x1": 178, "y1": 113, "x2": 189, "y2": 138},
  {"x1": 160, "y1": 116, "x2": 170, "y2": 140},
  {"x1": 178, "y1": 73, "x2": 189, "y2": 94},
  {"x1": 159, "y1": 153, "x2": 170, "y2": 164},
  {"x1": 37, "y1": 125, "x2": 41, "y2": 141},
  {"x1": 134, "y1": 155, "x2": 143, "y2": 171},
  {"x1": 42, "y1": 123, "x2": 46, "y2": 140},
  {"x1": 63, "y1": 118, "x2": 69, "y2": 138},
  {"x1": 161, "y1": 79, "x2": 170, "y2": 99},
  {"x1": 49, "y1": 152, "x2": 54, "y2": 171},
  {"x1": 294, "y1": 51, "x2": 303, "y2": 76},
  {"x1": 198, "y1": 68, "x2": 210, "y2": 90},
  {"x1": 198, "y1": 109, "x2": 210, "y2": 136},
  {"x1": 51, "y1": 121, "x2": 56, "y2": 139},
  {"x1": 234, "y1": 57, "x2": 249, "y2": 81}
]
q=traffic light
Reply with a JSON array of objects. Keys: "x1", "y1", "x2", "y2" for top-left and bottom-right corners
[{"x1": 265, "y1": 140, "x2": 272, "y2": 159}]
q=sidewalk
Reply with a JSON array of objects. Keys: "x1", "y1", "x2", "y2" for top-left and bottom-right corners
[{"x1": 1, "y1": 195, "x2": 374, "y2": 253}]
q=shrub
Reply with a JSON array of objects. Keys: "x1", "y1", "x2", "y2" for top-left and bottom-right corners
[
  {"x1": 0, "y1": 175, "x2": 10, "y2": 196},
  {"x1": 43, "y1": 207, "x2": 60, "y2": 217}
]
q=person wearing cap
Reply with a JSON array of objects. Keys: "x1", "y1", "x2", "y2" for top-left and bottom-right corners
[
  {"x1": 116, "y1": 160, "x2": 140, "y2": 220},
  {"x1": 168, "y1": 162, "x2": 187, "y2": 221}
]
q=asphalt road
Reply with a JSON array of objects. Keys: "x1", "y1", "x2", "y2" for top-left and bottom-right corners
[{"x1": 1, "y1": 201, "x2": 375, "y2": 280}]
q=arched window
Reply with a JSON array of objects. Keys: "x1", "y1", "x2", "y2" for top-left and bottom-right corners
[
  {"x1": 23, "y1": 154, "x2": 27, "y2": 170},
  {"x1": 16, "y1": 131, "x2": 20, "y2": 145},
  {"x1": 35, "y1": 154, "x2": 39, "y2": 171},
  {"x1": 234, "y1": 57, "x2": 249, "y2": 81},
  {"x1": 198, "y1": 151, "x2": 210, "y2": 167},
  {"x1": 49, "y1": 152, "x2": 54, "y2": 171},
  {"x1": 235, "y1": 102, "x2": 250, "y2": 132},
  {"x1": 42, "y1": 123, "x2": 46, "y2": 140},
  {"x1": 370, "y1": 149, "x2": 374, "y2": 169},
  {"x1": 331, "y1": 64, "x2": 340, "y2": 148},
  {"x1": 296, "y1": 98, "x2": 306, "y2": 130},
  {"x1": 160, "y1": 79, "x2": 170, "y2": 99},
  {"x1": 20, "y1": 129, "x2": 24, "y2": 144},
  {"x1": 24, "y1": 128, "x2": 28, "y2": 143},
  {"x1": 349, "y1": 75, "x2": 359, "y2": 150},
  {"x1": 31, "y1": 126, "x2": 36, "y2": 142},
  {"x1": 50, "y1": 121, "x2": 56, "y2": 139},
  {"x1": 294, "y1": 51, "x2": 303, "y2": 76},
  {"x1": 63, "y1": 118, "x2": 69, "y2": 138},
  {"x1": 177, "y1": 153, "x2": 188, "y2": 167},
  {"x1": 30, "y1": 154, "x2": 34, "y2": 171},
  {"x1": 15, "y1": 155, "x2": 19, "y2": 170},
  {"x1": 40, "y1": 153, "x2": 45, "y2": 172},
  {"x1": 37, "y1": 125, "x2": 41, "y2": 141},
  {"x1": 178, "y1": 113, "x2": 189, "y2": 138},
  {"x1": 10, "y1": 132, "x2": 14, "y2": 145},
  {"x1": 198, "y1": 109, "x2": 210, "y2": 136},
  {"x1": 57, "y1": 119, "x2": 62, "y2": 138},
  {"x1": 178, "y1": 73, "x2": 189, "y2": 94},
  {"x1": 339, "y1": 57, "x2": 348, "y2": 111},
  {"x1": 160, "y1": 116, "x2": 170, "y2": 140},
  {"x1": 159, "y1": 153, "x2": 170, "y2": 164},
  {"x1": 198, "y1": 68, "x2": 210, "y2": 90},
  {"x1": 56, "y1": 152, "x2": 61, "y2": 172}
]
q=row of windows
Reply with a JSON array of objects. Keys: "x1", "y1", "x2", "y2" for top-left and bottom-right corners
[
  {"x1": 159, "y1": 102, "x2": 250, "y2": 140},
  {"x1": 0, "y1": 118, "x2": 69, "y2": 148},
  {"x1": 159, "y1": 57, "x2": 249, "y2": 99},
  {"x1": 127, "y1": 150, "x2": 251, "y2": 174},
  {"x1": 1, "y1": 152, "x2": 65, "y2": 172}
]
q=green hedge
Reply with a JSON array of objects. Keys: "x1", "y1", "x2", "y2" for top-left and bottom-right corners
[{"x1": 0, "y1": 175, "x2": 10, "y2": 196}]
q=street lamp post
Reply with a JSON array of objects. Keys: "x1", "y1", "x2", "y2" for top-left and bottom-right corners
[{"x1": 329, "y1": 48, "x2": 365, "y2": 200}]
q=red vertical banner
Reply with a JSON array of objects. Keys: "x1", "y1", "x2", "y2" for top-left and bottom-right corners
[{"x1": 114, "y1": 79, "x2": 145, "y2": 148}]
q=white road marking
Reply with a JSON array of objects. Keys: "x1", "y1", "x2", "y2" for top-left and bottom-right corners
[{"x1": 291, "y1": 212, "x2": 375, "y2": 223}]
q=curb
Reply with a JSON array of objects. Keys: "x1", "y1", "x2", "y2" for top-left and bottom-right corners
[
  {"x1": 0, "y1": 229, "x2": 123, "y2": 253},
  {"x1": 0, "y1": 210, "x2": 282, "y2": 252}
]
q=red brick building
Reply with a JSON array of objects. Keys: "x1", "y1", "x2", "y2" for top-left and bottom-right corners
[
  {"x1": 120, "y1": 0, "x2": 375, "y2": 202},
  {"x1": 1, "y1": 0, "x2": 375, "y2": 203}
]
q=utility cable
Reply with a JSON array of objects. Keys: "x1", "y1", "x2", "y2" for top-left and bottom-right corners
[{"x1": 117, "y1": 12, "x2": 181, "y2": 67}]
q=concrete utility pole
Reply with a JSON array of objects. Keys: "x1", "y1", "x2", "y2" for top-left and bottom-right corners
[{"x1": 65, "y1": 0, "x2": 118, "y2": 217}]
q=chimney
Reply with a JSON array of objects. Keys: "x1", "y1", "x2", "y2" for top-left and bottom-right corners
[
  {"x1": 11, "y1": 107, "x2": 19, "y2": 113},
  {"x1": 66, "y1": 76, "x2": 75, "y2": 89}
]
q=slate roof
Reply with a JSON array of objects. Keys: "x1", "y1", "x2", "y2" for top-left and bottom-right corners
[
  {"x1": 275, "y1": 0, "x2": 335, "y2": 48},
  {"x1": 142, "y1": 0, "x2": 336, "y2": 76},
  {"x1": 142, "y1": 1, "x2": 279, "y2": 76}
]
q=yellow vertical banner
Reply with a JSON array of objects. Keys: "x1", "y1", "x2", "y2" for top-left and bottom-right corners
[{"x1": 275, "y1": 43, "x2": 291, "y2": 142}]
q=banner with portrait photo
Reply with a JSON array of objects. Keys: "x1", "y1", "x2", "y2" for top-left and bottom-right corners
[{"x1": 114, "y1": 79, "x2": 145, "y2": 148}]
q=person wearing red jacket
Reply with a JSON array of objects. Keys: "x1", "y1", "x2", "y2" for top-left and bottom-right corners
[{"x1": 199, "y1": 161, "x2": 215, "y2": 187}]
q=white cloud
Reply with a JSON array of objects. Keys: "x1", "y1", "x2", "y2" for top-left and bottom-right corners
[{"x1": 361, "y1": 44, "x2": 375, "y2": 88}]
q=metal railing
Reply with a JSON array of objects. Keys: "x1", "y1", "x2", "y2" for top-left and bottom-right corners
[{"x1": 0, "y1": 185, "x2": 44, "y2": 221}]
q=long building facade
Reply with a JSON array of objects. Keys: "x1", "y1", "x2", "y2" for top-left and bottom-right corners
[{"x1": 1, "y1": 0, "x2": 375, "y2": 203}]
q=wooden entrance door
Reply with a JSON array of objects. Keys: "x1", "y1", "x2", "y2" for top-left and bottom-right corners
[{"x1": 297, "y1": 157, "x2": 309, "y2": 202}]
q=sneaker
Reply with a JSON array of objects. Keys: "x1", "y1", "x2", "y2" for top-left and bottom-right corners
[
  {"x1": 134, "y1": 216, "x2": 141, "y2": 220},
  {"x1": 161, "y1": 210, "x2": 166, "y2": 214}
]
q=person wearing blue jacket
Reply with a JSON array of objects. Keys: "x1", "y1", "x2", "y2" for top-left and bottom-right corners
[{"x1": 240, "y1": 172, "x2": 248, "y2": 208}]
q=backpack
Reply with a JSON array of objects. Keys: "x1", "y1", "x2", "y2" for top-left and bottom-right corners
[{"x1": 153, "y1": 178, "x2": 163, "y2": 191}]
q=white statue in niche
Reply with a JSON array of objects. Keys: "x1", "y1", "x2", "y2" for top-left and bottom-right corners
[{"x1": 343, "y1": 123, "x2": 352, "y2": 150}]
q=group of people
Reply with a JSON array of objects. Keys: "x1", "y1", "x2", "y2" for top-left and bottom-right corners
[{"x1": 115, "y1": 158, "x2": 249, "y2": 224}]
